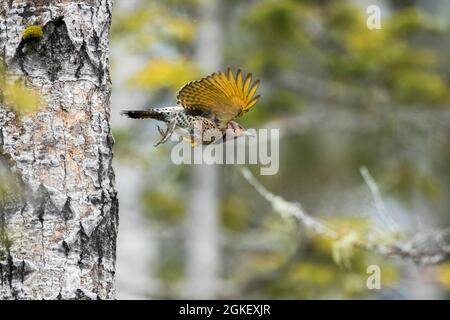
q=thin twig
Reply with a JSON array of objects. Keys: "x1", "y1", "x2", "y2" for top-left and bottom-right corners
[{"x1": 359, "y1": 166, "x2": 399, "y2": 234}]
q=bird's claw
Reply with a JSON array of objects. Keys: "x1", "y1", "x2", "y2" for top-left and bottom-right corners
[
  {"x1": 154, "y1": 121, "x2": 177, "y2": 147},
  {"x1": 157, "y1": 125, "x2": 165, "y2": 136}
]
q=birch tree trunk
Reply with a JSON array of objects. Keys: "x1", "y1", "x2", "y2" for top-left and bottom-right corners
[
  {"x1": 0, "y1": 0, "x2": 118, "y2": 300},
  {"x1": 184, "y1": 0, "x2": 222, "y2": 299}
]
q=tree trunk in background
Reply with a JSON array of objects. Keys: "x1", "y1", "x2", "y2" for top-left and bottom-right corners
[
  {"x1": 184, "y1": 0, "x2": 222, "y2": 299},
  {"x1": 0, "y1": 0, "x2": 118, "y2": 300}
]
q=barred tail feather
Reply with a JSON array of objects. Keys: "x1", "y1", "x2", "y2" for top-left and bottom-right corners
[{"x1": 121, "y1": 110, "x2": 165, "y2": 121}]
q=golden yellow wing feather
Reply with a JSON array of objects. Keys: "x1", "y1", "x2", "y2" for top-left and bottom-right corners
[{"x1": 176, "y1": 68, "x2": 260, "y2": 127}]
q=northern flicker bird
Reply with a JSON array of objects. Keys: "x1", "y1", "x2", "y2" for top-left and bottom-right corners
[{"x1": 121, "y1": 68, "x2": 260, "y2": 146}]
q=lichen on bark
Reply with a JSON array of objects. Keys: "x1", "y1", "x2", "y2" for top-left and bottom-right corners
[{"x1": 0, "y1": 0, "x2": 118, "y2": 300}]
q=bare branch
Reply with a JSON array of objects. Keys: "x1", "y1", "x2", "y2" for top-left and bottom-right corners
[
  {"x1": 240, "y1": 167, "x2": 450, "y2": 265},
  {"x1": 240, "y1": 167, "x2": 337, "y2": 238}
]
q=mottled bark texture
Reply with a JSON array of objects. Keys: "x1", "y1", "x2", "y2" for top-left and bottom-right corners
[{"x1": 0, "y1": 0, "x2": 118, "y2": 299}]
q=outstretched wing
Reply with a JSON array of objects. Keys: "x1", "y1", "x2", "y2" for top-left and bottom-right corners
[{"x1": 176, "y1": 68, "x2": 260, "y2": 127}]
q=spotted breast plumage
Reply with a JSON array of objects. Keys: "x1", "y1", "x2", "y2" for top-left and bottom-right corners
[{"x1": 121, "y1": 68, "x2": 260, "y2": 147}]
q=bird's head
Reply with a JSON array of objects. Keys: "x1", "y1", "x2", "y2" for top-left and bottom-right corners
[{"x1": 224, "y1": 121, "x2": 253, "y2": 141}]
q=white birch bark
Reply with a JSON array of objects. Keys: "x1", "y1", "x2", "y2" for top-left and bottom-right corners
[
  {"x1": 184, "y1": 0, "x2": 222, "y2": 299},
  {"x1": 0, "y1": 0, "x2": 117, "y2": 300}
]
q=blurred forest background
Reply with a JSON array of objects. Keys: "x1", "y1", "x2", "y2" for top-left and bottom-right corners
[{"x1": 110, "y1": 0, "x2": 450, "y2": 299}]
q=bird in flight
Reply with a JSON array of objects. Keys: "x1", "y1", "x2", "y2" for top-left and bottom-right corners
[{"x1": 121, "y1": 68, "x2": 260, "y2": 147}]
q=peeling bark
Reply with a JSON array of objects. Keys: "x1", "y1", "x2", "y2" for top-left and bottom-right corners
[{"x1": 0, "y1": 0, "x2": 117, "y2": 300}]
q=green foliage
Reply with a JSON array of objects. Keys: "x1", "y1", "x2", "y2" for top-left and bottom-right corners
[
  {"x1": 22, "y1": 25, "x2": 44, "y2": 41},
  {"x1": 234, "y1": 0, "x2": 450, "y2": 111},
  {"x1": 388, "y1": 8, "x2": 442, "y2": 35},
  {"x1": 111, "y1": 0, "x2": 197, "y2": 51},
  {"x1": 436, "y1": 263, "x2": 450, "y2": 290},
  {"x1": 0, "y1": 171, "x2": 21, "y2": 198},
  {"x1": 129, "y1": 58, "x2": 199, "y2": 92},
  {"x1": 332, "y1": 233, "x2": 358, "y2": 269},
  {"x1": 387, "y1": 162, "x2": 443, "y2": 202},
  {"x1": 234, "y1": 226, "x2": 400, "y2": 299},
  {"x1": 390, "y1": 70, "x2": 448, "y2": 103},
  {"x1": 2, "y1": 80, "x2": 42, "y2": 116},
  {"x1": 325, "y1": 6, "x2": 449, "y2": 105},
  {"x1": 221, "y1": 195, "x2": 251, "y2": 233},
  {"x1": 0, "y1": 64, "x2": 42, "y2": 117},
  {"x1": 140, "y1": 189, "x2": 185, "y2": 225}
]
